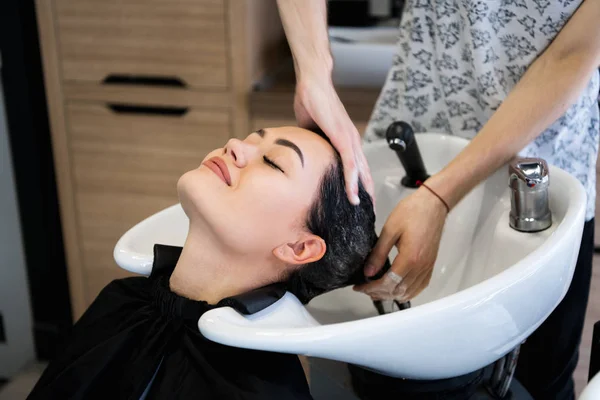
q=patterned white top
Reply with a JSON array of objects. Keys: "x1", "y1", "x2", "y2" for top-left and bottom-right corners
[{"x1": 364, "y1": 0, "x2": 599, "y2": 221}]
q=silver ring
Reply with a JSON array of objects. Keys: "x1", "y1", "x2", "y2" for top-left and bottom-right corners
[{"x1": 387, "y1": 271, "x2": 403, "y2": 284}]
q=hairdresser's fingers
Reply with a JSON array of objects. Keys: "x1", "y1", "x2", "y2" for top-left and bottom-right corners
[
  {"x1": 362, "y1": 267, "x2": 428, "y2": 301},
  {"x1": 316, "y1": 103, "x2": 361, "y2": 204},
  {"x1": 399, "y1": 268, "x2": 433, "y2": 302},
  {"x1": 354, "y1": 236, "x2": 412, "y2": 296},
  {"x1": 293, "y1": 94, "x2": 316, "y2": 129},
  {"x1": 355, "y1": 143, "x2": 376, "y2": 204},
  {"x1": 294, "y1": 80, "x2": 363, "y2": 205},
  {"x1": 359, "y1": 265, "x2": 424, "y2": 301},
  {"x1": 363, "y1": 236, "x2": 425, "y2": 297},
  {"x1": 328, "y1": 137, "x2": 362, "y2": 207},
  {"x1": 353, "y1": 270, "x2": 403, "y2": 299},
  {"x1": 395, "y1": 264, "x2": 423, "y2": 293},
  {"x1": 350, "y1": 131, "x2": 374, "y2": 197},
  {"x1": 413, "y1": 269, "x2": 434, "y2": 300},
  {"x1": 324, "y1": 114, "x2": 362, "y2": 205},
  {"x1": 363, "y1": 225, "x2": 400, "y2": 277}
]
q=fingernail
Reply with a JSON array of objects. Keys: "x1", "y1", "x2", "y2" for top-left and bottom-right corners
[{"x1": 353, "y1": 194, "x2": 360, "y2": 205}]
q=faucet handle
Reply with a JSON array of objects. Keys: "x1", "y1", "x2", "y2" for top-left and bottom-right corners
[
  {"x1": 508, "y1": 157, "x2": 552, "y2": 232},
  {"x1": 509, "y1": 158, "x2": 549, "y2": 191}
]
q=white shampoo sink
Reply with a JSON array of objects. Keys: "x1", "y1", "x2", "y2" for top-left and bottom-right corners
[{"x1": 114, "y1": 134, "x2": 586, "y2": 379}]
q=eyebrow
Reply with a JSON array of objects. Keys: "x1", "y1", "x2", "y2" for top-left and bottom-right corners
[{"x1": 253, "y1": 129, "x2": 304, "y2": 167}]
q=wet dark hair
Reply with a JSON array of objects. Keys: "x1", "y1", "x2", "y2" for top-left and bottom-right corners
[{"x1": 286, "y1": 128, "x2": 378, "y2": 304}]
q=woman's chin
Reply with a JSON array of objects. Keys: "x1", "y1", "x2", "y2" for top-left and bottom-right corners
[{"x1": 177, "y1": 171, "x2": 216, "y2": 218}]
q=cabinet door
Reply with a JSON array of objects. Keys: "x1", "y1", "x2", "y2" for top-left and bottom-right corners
[
  {"x1": 55, "y1": 0, "x2": 228, "y2": 89},
  {"x1": 66, "y1": 101, "x2": 231, "y2": 304},
  {"x1": 67, "y1": 102, "x2": 230, "y2": 195},
  {"x1": 77, "y1": 190, "x2": 177, "y2": 303}
]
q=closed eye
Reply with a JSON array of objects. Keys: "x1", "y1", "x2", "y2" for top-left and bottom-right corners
[{"x1": 263, "y1": 156, "x2": 284, "y2": 173}]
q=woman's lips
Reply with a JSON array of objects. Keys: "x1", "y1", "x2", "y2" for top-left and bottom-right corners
[{"x1": 202, "y1": 157, "x2": 231, "y2": 186}]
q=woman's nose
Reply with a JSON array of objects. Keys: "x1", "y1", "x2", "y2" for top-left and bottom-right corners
[{"x1": 224, "y1": 138, "x2": 254, "y2": 168}]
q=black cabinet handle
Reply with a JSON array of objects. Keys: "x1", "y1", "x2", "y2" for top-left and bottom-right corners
[
  {"x1": 107, "y1": 103, "x2": 189, "y2": 117},
  {"x1": 103, "y1": 74, "x2": 186, "y2": 88}
]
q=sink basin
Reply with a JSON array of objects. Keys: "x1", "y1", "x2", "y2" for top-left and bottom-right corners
[
  {"x1": 581, "y1": 372, "x2": 600, "y2": 399},
  {"x1": 329, "y1": 26, "x2": 397, "y2": 88},
  {"x1": 114, "y1": 133, "x2": 586, "y2": 379}
]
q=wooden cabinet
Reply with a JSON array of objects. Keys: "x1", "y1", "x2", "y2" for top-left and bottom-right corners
[
  {"x1": 77, "y1": 190, "x2": 177, "y2": 303},
  {"x1": 65, "y1": 103, "x2": 231, "y2": 301},
  {"x1": 55, "y1": 0, "x2": 229, "y2": 89},
  {"x1": 67, "y1": 103, "x2": 230, "y2": 195},
  {"x1": 36, "y1": 0, "x2": 287, "y2": 316}
]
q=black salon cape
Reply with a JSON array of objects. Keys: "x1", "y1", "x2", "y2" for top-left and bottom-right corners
[{"x1": 28, "y1": 246, "x2": 312, "y2": 400}]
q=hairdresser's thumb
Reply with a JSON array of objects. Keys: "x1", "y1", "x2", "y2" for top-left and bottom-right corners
[{"x1": 364, "y1": 233, "x2": 396, "y2": 277}]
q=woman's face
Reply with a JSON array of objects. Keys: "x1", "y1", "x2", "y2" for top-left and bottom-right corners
[{"x1": 177, "y1": 126, "x2": 335, "y2": 259}]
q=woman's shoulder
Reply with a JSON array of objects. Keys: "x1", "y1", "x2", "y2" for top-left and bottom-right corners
[
  {"x1": 73, "y1": 276, "x2": 153, "y2": 327},
  {"x1": 95, "y1": 276, "x2": 153, "y2": 303}
]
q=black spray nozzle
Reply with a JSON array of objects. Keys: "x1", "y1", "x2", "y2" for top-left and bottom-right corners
[
  {"x1": 386, "y1": 121, "x2": 430, "y2": 188},
  {"x1": 386, "y1": 121, "x2": 415, "y2": 152}
]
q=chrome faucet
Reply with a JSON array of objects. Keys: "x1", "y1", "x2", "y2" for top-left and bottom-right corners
[{"x1": 509, "y1": 158, "x2": 552, "y2": 232}]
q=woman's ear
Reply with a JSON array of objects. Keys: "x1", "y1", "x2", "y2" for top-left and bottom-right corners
[{"x1": 273, "y1": 234, "x2": 326, "y2": 265}]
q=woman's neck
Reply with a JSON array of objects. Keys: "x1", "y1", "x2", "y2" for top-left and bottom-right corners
[{"x1": 169, "y1": 223, "x2": 277, "y2": 304}]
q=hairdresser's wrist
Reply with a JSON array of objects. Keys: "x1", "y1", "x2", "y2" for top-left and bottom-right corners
[
  {"x1": 294, "y1": 54, "x2": 334, "y2": 88},
  {"x1": 415, "y1": 183, "x2": 449, "y2": 218},
  {"x1": 422, "y1": 169, "x2": 469, "y2": 212}
]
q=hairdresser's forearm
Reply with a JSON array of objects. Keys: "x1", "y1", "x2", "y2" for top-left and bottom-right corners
[
  {"x1": 425, "y1": 0, "x2": 600, "y2": 209},
  {"x1": 276, "y1": 0, "x2": 333, "y2": 81},
  {"x1": 426, "y1": 51, "x2": 598, "y2": 208}
]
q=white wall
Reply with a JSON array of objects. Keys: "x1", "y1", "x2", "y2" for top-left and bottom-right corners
[{"x1": 0, "y1": 52, "x2": 35, "y2": 377}]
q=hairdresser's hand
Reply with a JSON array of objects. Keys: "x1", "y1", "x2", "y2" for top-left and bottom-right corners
[
  {"x1": 294, "y1": 77, "x2": 374, "y2": 205},
  {"x1": 354, "y1": 186, "x2": 448, "y2": 301}
]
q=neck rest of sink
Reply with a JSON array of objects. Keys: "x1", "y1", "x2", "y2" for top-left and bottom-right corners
[
  {"x1": 152, "y1": 243, "x2": 287, "y2": 315},
  {"x1": 151, "y1": 243, "x2": 392, "y2": 316}
]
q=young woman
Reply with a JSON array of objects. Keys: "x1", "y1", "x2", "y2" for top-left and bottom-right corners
[{"x1": 28, "y1": 126, "x2": 377, "y2": 400}]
